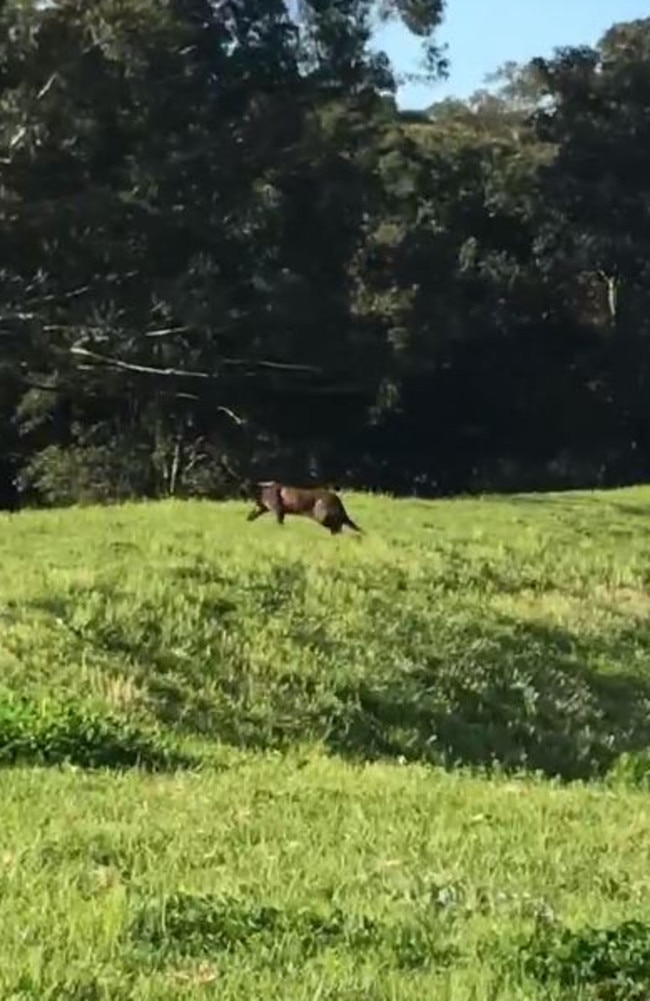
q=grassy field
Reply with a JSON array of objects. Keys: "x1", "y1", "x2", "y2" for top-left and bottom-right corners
[{"x1": 2, "y1": 486, "x2": 650, "y2": 998}]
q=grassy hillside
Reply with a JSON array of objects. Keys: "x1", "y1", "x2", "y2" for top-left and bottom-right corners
[
  {"x1": 2, "y1": 487, "x2": 650, "y2": 998},
  {"x1": 3, "y1": 487, "x2": 650, "y2": 776}
]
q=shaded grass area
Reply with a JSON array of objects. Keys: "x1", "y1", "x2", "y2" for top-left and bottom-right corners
[
  {"x1": 2, "y1": 487, "x2": 650, "y2": 778},
  {"x1": 523, "y1": 918, "x2": 650, "y2": 1000},
  {"x1": 1, "y1": 756, "x2": 650, "y2": 999},
  {"x1": 331, "y1": 616, "x2": 650, "y2": 778}
]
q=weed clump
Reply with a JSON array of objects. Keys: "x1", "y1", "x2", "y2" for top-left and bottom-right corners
[
  {"x1": 523, "y1": 919, "x2": 650, "y2": 999},
  {"x1": 0, "y1": 694, "x2": 194, "y2": 770},
  {"x1": 130, "y1": 891, "x2": 380, "y2": 958},
  {"x1": 130, "y1": 890, "x2": 458, "y2": 970}
]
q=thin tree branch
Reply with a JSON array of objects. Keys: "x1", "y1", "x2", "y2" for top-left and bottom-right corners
[
  {"x1": 0, "y1": 313, "x2": 37, "y2": 324},
  {"x1": 19, "y1": 380, "x2": 60, "y2": 393},
  {"x1": 18, "y1": 378, "x2": 245, "y2": 424},
  {"x1": 30, "y1": 285, "x2": 91, "y2": 304},
  {"x1": 221, "y1": 357, "x2": 321, "y2": 372},
  {"x1": 216, "y1": 405, "x2": 246, "y2": 425},
  {"x1": 70, "y1": 346, "x2": 215, "y2": 379},
  {"x1": 36, "y1": 73, "x2": 59, "y2": 101},
  {"x1": 69, "y1": 344, "x2": 321, "y2": 376},
  {"x1": 9, "y1": 126, "x2": 27, "y2": 150},
  {"x1": 144, "y1": 326, "x2": 192, "y2": 338}
]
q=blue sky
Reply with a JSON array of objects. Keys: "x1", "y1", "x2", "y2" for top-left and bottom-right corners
[{"x1": 374, "y1": 0, "x2": 650, "y2": 108}]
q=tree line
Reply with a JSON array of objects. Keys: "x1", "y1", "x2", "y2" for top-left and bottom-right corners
[{"x1": 1, "y1": 1, "x2": 649, "y2": 507}]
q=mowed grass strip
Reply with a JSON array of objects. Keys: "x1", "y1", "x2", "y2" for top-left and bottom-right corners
[
  {"x1": 2, "y1": 487, "x2": 650, "y2": 777},
  {"x1": 1, "y1": 754, "x2": 650, "y2": 1000}
]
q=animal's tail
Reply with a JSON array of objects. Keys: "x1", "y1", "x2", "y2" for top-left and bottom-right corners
[{"x1": 344, "y1": 515, "x2": 363, "y2": 534}]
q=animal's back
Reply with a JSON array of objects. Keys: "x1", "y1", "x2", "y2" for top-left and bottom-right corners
[{"x1": 278, "y1": 485, "x2": 337, "y2": 515}]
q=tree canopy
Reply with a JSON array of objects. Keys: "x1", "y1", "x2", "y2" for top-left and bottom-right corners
[{"x1": 1, "y1": 2, "x2": 649, "y2": 505}]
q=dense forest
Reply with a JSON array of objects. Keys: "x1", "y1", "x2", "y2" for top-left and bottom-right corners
[{"x1": 1, "y1": 1, "x2": 649, "y2": 507}]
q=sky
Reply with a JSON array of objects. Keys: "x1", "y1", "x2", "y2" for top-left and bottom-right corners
[{"x1": 374, "y1": 0, "x2": 650, "y2": 109}]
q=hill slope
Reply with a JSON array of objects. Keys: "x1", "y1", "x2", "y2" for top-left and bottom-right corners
[
  {"x1": 2, "y1": 487, "x2": 650, "y2": 777},
  {"x1": 3, "y1": 487, "x2": 650, "y2": 997}
]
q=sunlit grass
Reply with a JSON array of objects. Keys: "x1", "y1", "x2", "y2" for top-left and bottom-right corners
[
  {"x1": 3, "y1": 487, "x2": 650, "y2": 776},
  {"x1": 2, "y1": 486, "x2": 650, "y2": 996},
  {"x1": 2, "y1": 753, "x2": 650, "y2": 999}
]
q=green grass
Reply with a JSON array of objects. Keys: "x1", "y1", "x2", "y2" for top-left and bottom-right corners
[
  {"x1": 2, "y1": 756, "x2": 650, "y2": 999},
  {"x1": 3, "y1": 487, "x2": 650, "y2": 776},
  {"x1": 2, "y1": 486, "x2": 650, "y2": 997}
]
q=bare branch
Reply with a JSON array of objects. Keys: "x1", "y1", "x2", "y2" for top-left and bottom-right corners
[
  {"x1": 44, "y1": 324, "x2": 100, "y2": 333},
  {"x1": 9, "y1": 126, "x2": 27, "y2": 150},
  {"x1": 596, "y1": 269, "x2": 619, "y2": 323},
  {"x1": 44, "y1": 322, "x2": 187, "y2": 338},
  {"x1": 219, "y1": 453, "x2": 244, "y2": 484},
  {"x1": 170, "y1": 391, "x2": 201, "y2": 401},
  {"x1": 220, "y1": 357, "x2": 321, "y2": 373},
  {"x1": 70, "y1": 348, "x2": 248, "y2": 423},
  {"x1": 20, "y1": 380, "x2": 60, "y2": 393},
  {"x1": 216, "y1": 405, "x2": 245, "y2": 426},
  {"x1": 69, "y1": 344, "x2": 321, "y2": 376},
  {"x1": 22, "y1": 374, "x2": 245, "y2": 425},
  {"x1": 0, "y1": 312, "x2": 37, "y2": 324},
  {"x1": 70, "y1": 345, "x2": 215, "y2": 379},
  {"x1": 30, "y1": 285, "x2": 91, "y2": 304},
  {"x1": 36, "y1": 73, "x2": 59, "y2": 101},
  {"x1": 144, "y1": 326, "x2": 191, "y2": 338}
]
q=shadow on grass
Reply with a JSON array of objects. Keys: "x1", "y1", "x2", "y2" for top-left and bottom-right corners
[
  {"x1": 507, "y1": 492, "x2": 650, "y2": 526},
  {"x1": 20, "y1": 578, "x2": 650, "y2": 781},
  {"x1": 522, "y1": 917, "x2": 650, "y2": 1000},
  {"x1": 325, "y1": 618, "x2": 650, "y2": 781},
  {"x1": 130, "y1": 889, "x2": 459, "y2": 971}
]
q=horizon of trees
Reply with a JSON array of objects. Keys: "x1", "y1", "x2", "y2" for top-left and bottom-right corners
[{"x1": 2, "y1": 2, "x2": 650, "y2": 507}]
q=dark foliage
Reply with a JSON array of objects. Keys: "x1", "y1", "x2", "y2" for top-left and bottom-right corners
[
  {"x1": 1, "y1": 3, "x2": 649, "y2": 503},
  {"x1": 130, "y1": 889, "x2": 458, "y2": 969},
  {"x1": 523, "y1": 919, "x2": 650, "y2": 999}
]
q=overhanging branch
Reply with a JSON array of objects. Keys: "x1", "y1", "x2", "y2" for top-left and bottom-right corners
[
  {"x1": 70, "y1": 345, "x2": 215, "y2": 380},
  {"x1": 18, "y1": 376, "x2": 246, "y2": 425},
  {"x1": 69, "y1": 344, "x2": 322, "y2": 377}
]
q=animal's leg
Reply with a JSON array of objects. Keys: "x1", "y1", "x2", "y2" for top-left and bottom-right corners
[
  {"x1": 264, "y1": 485, "x2": 285, "y2": 526},
  {"x1": 312, "y1": 498, "x2": 331, "y2": 532},
  {"x1": 319, "y1": 511, "x2": 342, "y2": 534},
  {"x1": 247, "y1": 505, "x2": 267, "y2": 522}
]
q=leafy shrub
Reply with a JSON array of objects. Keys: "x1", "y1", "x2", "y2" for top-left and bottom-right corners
[
  {"x1": 523, "y1": 920, "x2": 650, "y2": 999},
  {"x1": 0, "y1": 695, "x2": 194, "y2": 770},
  {"x1": 17, "y1": 442, "x2": 154, "y2": 506},
  {"x1": 606, "y1": 751, "x2": 650, "y2": 791}
]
